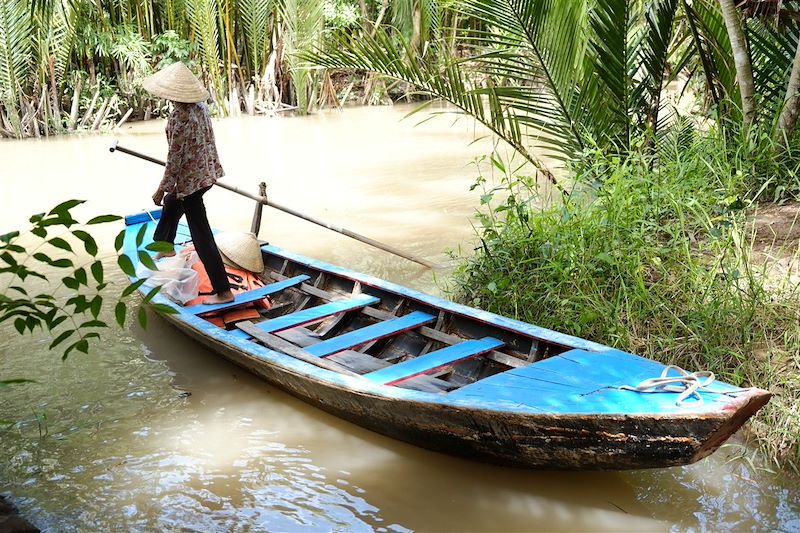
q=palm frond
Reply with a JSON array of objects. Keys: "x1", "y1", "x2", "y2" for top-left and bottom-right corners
[
  {"x1": 681, "y1": 0, "x2": 739, "y2": 111},
  {"x1": 280, "y1": 0, "x2": 324, "y2": 114},
  {"x1": 239, "y1": 0, "x2": 273, "y2": 76},
  {"x1": 748, "y1": 16, "x2": 797, "y2": 124},
  {"x1": 637, "y1": 0, "x2": 680, "y2": 137},
  {"x1": 187, "y1": 0, "x2": 223, "y2": 103},
  {"x1": 0, "y1": 0, "x2": 32, "y2": 130}
]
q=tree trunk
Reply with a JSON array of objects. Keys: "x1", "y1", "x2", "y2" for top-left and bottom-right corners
[
  {"x1": 775, "y1": 39, "x2": 800, "y2": 152},
  {"x1": 718, "y1": 0, "x2": 756, "y2": 128}
]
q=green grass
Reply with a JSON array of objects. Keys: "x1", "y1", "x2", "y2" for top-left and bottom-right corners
[{"x1": 451, "y1": 129, "x2": 800, "y2": 469}]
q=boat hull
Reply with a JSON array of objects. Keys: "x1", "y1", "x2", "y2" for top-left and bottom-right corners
[{"x1": 163, "y1": 312, "x2": 770, "y2": 470}]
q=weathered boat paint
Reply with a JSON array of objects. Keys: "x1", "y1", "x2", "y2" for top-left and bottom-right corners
[{"x1": 123, "y1": 215, "x2": 771, "y2": 470}]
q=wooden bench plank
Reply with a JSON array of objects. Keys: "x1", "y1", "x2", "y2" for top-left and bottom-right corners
[
  {"x1": 185, "y1": 274, "x2": 310, "y2": 315},
  {"x1": 236, "y1": 321, "x2": 360, "y2": 377},
  {"x1": 250, "y1": 294, "x2": 380, "y2": 334},
  {"x1": 266, "y1": 271, "x2": 529, "y2": 369},
  {"x1": 325, "y1": 350, "x2": 392, "y2": 373},
  {"x1": 305, "y1": 311, "x2": 435, "y2": 357},
  {"x1": 363, "y1": 337, "x2": 504, "y2": 385}
]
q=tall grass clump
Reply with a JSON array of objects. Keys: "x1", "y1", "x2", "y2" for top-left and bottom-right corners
[{"x1": 452, "y1": 128, "x2": 800, "y2": 467}]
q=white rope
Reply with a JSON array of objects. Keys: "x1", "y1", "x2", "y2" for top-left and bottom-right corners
[{"x1": 619, "y1": 365, "x2": 717, "y2": 407}]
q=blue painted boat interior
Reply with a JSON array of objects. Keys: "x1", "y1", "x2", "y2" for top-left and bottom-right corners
[{"x1": 123, "y1": 216, "x2": 748, "y2": 417}]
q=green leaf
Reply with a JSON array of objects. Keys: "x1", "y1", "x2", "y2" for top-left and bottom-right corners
[
  {"x1": 48, "y1": 199, "x2": 84, "y2": 216},
  {"x1": 51, "y1": 258, "x2": 73, "y2": 268},
  {"x1": 138, "y1": 250, "x2": 158, "y2": 271},
  {"x1": 29, "y1": 213, "x2": 44, "y2": 223},
  {"x1": 90, "y1": 260, "x2": 104, "y2": 284},
  {"x1": 135, "y1": 223, "x2": 147, "y2": 247},
  {"x1": 151, "y1": 303, "x2": 179, "y2": 314},
  {"x1": 48, "y1": 315, "x2": 68, "y2": 329},
  {"x1": 0, "y1": 231, "x2": 19, "y2": 243},
  {"x1": 137, "y1": 306, "x2": 148, "y2": 329},
  {"x1": 74, "y1": 267, "x2": 87, "y2": 286},
  {"x1": 9, "y1": 285, "x2": 27, "y2": 296},
  {"x1": 145, "y1": 241, "x2": 175, "y2": 253},
  {"x1": 142, "y1": 286, "x2": 160, "y2": 303},
  {"x1": 117, "y1": 255, "x2": 136, "y2": 277},
  {"x1": 62, "y1": 276, "x2": 79, "y2": 290},
  {"x1": 122, "y1": 278, "x2": 147, "y2": 297},
  {"x1": 79, "y1": 320, "x2": 107, "y2": 328},
  {"x1": 14, "y1": 318, "x2": 25, "y2": 334},
  {"x1": 75, "y1": 339, "x2": 89, "y2": 354},
  {"x1": 47, "y1": 237, "x2": 73, "y2": 252},
  {"x1": 32, "y1": 252, "x2": 53, "y2": 265},
  {"x1": 114, "y1": 230, "x2": 126, "y2": 252},
  {"x1": 87, "y1": 214, "x2": 122, "y2": 225},
  {"x1": 1, "y1": 252, "x2": 17, "y2": 266},
  {"x1": 115, "y1": 302, "x2": 127, "y2": 327},
  {"x1": 72, "y1": 230, "x2": 98, "y2": 256},
  {"x1": 49, "y1": 329, "x2": 74, "y2": 349},
  {"x1": 90, "y1": 295, "x2": 102, "y2": 319},
  {"x1": 31, "y1": 227, "x2": 47, "y2": 238}
]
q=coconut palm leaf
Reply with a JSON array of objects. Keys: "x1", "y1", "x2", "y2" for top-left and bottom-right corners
[
  {"x1": 0, "y1": 0, "x2": 32, "y2": 133},
  {"x1": 239, "y1": 0, "x2": 272, "y2": 76},
  {"x1": 637, "y1": 0, "x2": 680, "y2": 137},
  {"x1": 280, "y1": 0, "x2": 324, "y2": 114},
  {"x1": 748, "y1": 17, "x2": 798, "y2": 124},
  {"x1": 306, "y1": 0, "x2": 684, "y2": 174},
  {"x1": 680, "y1": 0, "x2": 739, "y2": 111},
  {"x1": 187, "y1": 0, "x2": 223, "y2": 102}
]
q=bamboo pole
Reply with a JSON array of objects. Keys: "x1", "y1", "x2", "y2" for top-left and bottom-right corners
[{"x1": 109, "y1": 141, "x2": 442, "y2": 269}]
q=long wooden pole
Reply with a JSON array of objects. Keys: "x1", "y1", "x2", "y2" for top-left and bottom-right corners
[{"x1": 110, "y1": 141, "x2": 440, "y2": 269}]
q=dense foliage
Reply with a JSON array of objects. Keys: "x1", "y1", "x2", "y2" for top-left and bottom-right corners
[
  {"x1": 308, "y1": 0, "x2": 800, "y2": 466},
  {"x1": 0, "y1": 0, "x2": 449, "y2": 137}
]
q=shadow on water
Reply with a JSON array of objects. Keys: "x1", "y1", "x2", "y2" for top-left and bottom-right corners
[{"x1": 136, "y1": 313, "x2": 665, "y2": 533}]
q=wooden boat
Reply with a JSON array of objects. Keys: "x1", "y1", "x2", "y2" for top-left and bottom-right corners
[{"x1": 122, "y1": 209, "x2": 771, "y2": 470}]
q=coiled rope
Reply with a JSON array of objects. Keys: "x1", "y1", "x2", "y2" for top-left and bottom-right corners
[{"x1": 619, "y1": 365, "x2": 717, "y2": 407}]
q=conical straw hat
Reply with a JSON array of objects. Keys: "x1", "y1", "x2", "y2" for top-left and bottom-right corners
[
  {"x1": 142, "y1": 62, "x2": 209, "y2": 103},
  {"x1": 215, "y1": 232, "x2": 264, "y2": 273}
]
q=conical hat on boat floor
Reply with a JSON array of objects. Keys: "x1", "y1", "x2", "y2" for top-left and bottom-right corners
[{"x1": 214, "y1": 232, "x2": 264, "y2": 273}]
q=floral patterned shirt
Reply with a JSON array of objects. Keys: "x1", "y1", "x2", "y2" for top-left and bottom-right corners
[{"x1": 159, "y1": 102, "x2": 224, "y2": 198}]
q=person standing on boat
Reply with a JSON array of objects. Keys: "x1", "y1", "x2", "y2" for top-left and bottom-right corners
[{"x1": 142, "y1": 62, "x2": 234, "y2": 305}]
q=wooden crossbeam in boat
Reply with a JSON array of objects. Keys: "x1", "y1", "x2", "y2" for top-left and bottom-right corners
[
  {"x1": 184, "y1": 274, "x2": 311, "y2": 315},
  {"x1": 237, "y1": 321, "x2": 360, "y2": 377},
  {"x1": 266, "y1": 270, "x2": 528, "y2": 369},
  {"x1": 251, "y1": 294, "x2": 380, "y2": 334},
  {"x1": 363, "y1": 337, "x2": 505, "y2": 385},
  {"x1": 305, "y1": 311, "x2": 436, "y2": 357}
]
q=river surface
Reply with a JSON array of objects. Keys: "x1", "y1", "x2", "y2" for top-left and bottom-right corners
[{"x1": 1, "y1": 105, "x2": 798, "y2": 532}]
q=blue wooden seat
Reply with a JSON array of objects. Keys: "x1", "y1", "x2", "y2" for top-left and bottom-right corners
[
  {"x1": 184, "y1": 274, "x2": 310, "y2": 315},
  {"x1": 304, "y1": 311, "x2": 436, "y2": 357},
  {"x1": 363, "y1": 337, "x2": 504, "y2": 385},
  {"x1": 246, "y1": 294, "x2": 380, "y2": 335}
]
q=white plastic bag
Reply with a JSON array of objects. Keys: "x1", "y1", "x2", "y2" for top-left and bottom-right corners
[{"x1": 135, "y1": 251, "x2": 200, "y2": 305}]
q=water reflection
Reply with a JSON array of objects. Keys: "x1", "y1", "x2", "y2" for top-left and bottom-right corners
[{"x1": 1, "y1": 105, "x2": 798, "y2": 531}]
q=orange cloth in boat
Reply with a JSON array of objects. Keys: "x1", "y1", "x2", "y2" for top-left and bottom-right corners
[{"x1": 186, "y1": 259, "x2": 271, "y2": 326}]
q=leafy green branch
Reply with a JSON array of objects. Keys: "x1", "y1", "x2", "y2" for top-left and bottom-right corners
[{"x1": 0, "y1": 199, "x2": 171, "y2": 371}]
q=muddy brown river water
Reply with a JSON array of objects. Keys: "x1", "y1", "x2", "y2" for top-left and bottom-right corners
[{"x1": 1, "y1": 105, "x2": 798, "y2": 531}]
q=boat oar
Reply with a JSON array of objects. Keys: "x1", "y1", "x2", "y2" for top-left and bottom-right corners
[{"x1": 110, "y1": 140, "x2": 443, "y2": 269}]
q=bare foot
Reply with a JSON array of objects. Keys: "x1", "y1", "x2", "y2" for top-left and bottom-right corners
[
  {"x1": 154, "y1": 251, "x2": 177, "y2": 260},
  {"x1": 203, "y1": 291, "x2": 235, "y2": 305}
]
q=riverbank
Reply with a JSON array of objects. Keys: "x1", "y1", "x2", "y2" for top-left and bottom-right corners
[
  {"x1": 451, "y1": 146, "x2": 800, "y2": 469},
  {"x1": 0, "y1": 495, "x2": 38, "y2": 533}
]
